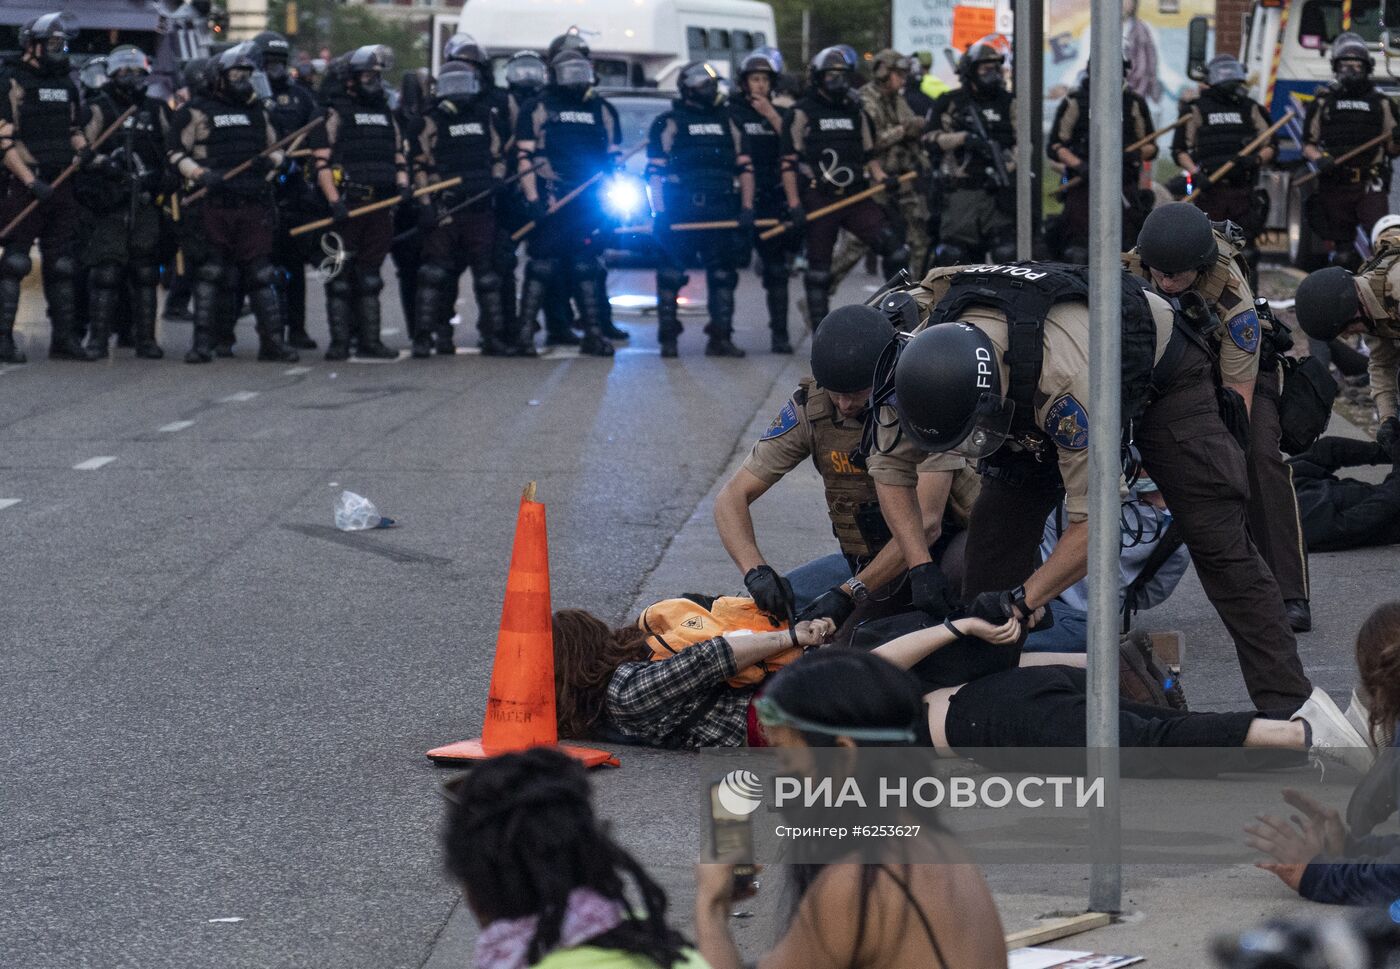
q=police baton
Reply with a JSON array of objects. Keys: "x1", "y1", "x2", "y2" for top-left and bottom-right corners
[
  {"x1": 390, "y1": 160, "x2": 547, "y2": 246},
  {"x1": 288, "y1": 177, "x2": 463, "y2": 238},
  {"x1": 511, "y1": 140, "x2": 649, "y2": 242},
  {"x1": 1052, "y1": 115, "x2": 1189, "y2": 199},
  {"x1": 1292, "y1": 128, "x2": 1394, "y2": 189},
  {"x1": 0, "y1": 104, "x2": 136, "y2": 242},
  {"x1": 758, "y1": 171, "x2": 918, "y2": 242},
  {"x1": 613, "y1": 217, "x2": 781, "y2": 234},
  {"x1": 182, "y1": 115, "x2": 325, "y2": 205}
]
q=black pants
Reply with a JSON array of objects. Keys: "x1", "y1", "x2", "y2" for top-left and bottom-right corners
[{"x1": 1247, "y1": 363, "x2": 1310, "y2": 603}]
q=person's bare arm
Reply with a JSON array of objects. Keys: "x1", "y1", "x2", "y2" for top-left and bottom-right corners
[
  {"x1": 713, "y1": 468, "x2": 777, "y2": 574},
  {"x1": 873, "y1": 615, "x2": 1020, "y2": 670},
  {"x1": 853, "y1": 470, "x2": 952, "y2": 590},
  {"x1": 874, "y1": 480, "x2": 934, "y2": 569},
  {"x1": 1023, "y1": 518, "x2": 1088, "y2": 609},
  {"x1": 1230, "y1": 376, "x2": 1256, "y2": 419}
]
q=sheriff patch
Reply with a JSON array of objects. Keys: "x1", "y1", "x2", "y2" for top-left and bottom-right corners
[
  {"x1": 1045, "y1": 394, "x2": 1089, "y2": 451},
  {"x1": 762, "y1": 399, "x2": 800, "y2": 439},
  {"x1": 1228, "y1": 309, "x2": 1261, "y2": 353}
]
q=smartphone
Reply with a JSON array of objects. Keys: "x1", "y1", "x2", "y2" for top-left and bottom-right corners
[{"x1": 709, "y1": 780, "x2": 759, "y2": 899}]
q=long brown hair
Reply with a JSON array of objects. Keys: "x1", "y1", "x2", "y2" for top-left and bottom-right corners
[
  {"x1": 1355, "y1": 601, "x2": 1400, "y2": 745},
  {"x1": 552, "y1": 609, "x2": 650, "y2": 738}
]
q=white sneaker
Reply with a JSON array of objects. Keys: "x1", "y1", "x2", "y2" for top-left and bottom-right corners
[
  {"x1": 1293, "y1": 687, "x2": 1377, "y2": 773},
  {"x1": 1343, "y1": 687, "x2": 1376, "y2": 750}
]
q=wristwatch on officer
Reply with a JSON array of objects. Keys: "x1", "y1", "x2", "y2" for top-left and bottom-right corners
[
  {"x1": 1009, "y1": 584, "x2": 1031, "y2": 619},
  {"x1": 841, "y1": 578, "x2": 869, "y2": 603}
]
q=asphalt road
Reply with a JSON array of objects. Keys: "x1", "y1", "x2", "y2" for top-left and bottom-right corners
[{"x1": 3, "y1": 261, "x2": 1392, "y2": 967}]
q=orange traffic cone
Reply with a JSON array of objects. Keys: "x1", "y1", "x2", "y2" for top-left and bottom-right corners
[{"x1": 427, "y1": 482, "x2": 619, "y2": 768}]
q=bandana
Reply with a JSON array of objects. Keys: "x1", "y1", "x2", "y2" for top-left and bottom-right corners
[{"x1": 474, "y1": 888, "x2": 626, "y2": 969}]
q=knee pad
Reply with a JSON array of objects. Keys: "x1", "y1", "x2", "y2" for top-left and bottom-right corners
[
  {"x1": 761, "y1": 259, "x2": 789, "y2": 287},
  {"x1": 882, "y1": 244, "x2": 910, "y2": 269},
  {"x1": 804, "y1": 269, "x2": 832, "y2": 290},
  {"x1": 571, "y1": 256, "x2": 603, "y2": 280},
  {"x1": 90, "y1": 263, "x2": 124, "y2": 288},
  {"x1": 326, "y1": 274, "x2": 353, "y2": 299},
  {"x1": 1, "y1": 248, "x2": 31, "y2": 280},
  {"x1": 248, "y1": 260, "x2": 279, "y2": 288},
  {"x1": 989, "y1": 240, "x2": 1018, "y2": 263},
  {"x1": 355, "y1": 269, "x2": 384, "y2": 296},
  {"x1": 934, "y1": 242, "x2": 967, "y2": 267},
  {"x1": 875, "y1": 225, "x2": 904, "y2": 258},
  {"x1": 131, "y1": 263, "x2": 160, "y2": 286},
  {"x1": 657, "y1": 267, "x2": 688, "y2": 291},
  {"x1": 47, "y1": 254, "x2": 76, "y2": 280},
  {"x1": 417, "y1": 263, "x2": 451, "y2": 288},
  {"x1": 525, "y1": 258, "x2": 558, "y2": 284},
  {"x1": 707, "y1": 267, "x2": 738, "y2": 289},
  {"x1": 473, "y1": 270, "x2": 502, "y2": 294},
  {"x1": 196, "y1": 261, "x2": 227, "y2": 285},
  {"x1": 1062, "y1": 245, "x2": 1089, "y2": 265}
]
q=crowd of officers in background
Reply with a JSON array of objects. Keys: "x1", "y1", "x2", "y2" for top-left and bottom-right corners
[{"x1": 0, "y1": 13, "x2": 1396, "y2": 368}]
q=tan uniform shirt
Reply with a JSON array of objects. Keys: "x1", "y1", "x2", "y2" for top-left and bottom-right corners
[
  {"x1": 867, "y1": 269, "x2": 1174, "y2": 523},
  {"x1": 1356, "y1": 254, "x2": 1400, "y2": 420}
]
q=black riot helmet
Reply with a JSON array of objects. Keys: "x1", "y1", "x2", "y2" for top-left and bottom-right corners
[
  {"x1": 107, "y1": 45, "x2": 150, "y2": 100},
  {"x1": 1136, "y1": 202, "x2": 1219, "y2": 275},
  {"x1": 893, "y1": 322, "x2": 1014, "y2": 458},
  {"x1": 216, "y1": 42, "x2": 258, "y2": 103},
  {"x1": 809, "y1": 46, "x2": 851, "y2": 100},
  {"x1": 182, "y1": 56, "x2": 213, "y2": 97},
  {"x1": 505, "y1": 51, "x2": 547, "y2": 100},
  {"x1": 252, "y1": 30, "x2": 293, "y2": 90},
  {"x1": 957, "y1": 41, "x2": 1005, "y2": 95},
  {"x1": 678, "y1": 61, "x2": 722, "y2": 110},
  {"x1": 1295, "y1": 267, "x2": 1364, "y2": 341},
  {"x1": 1205, "y1": 53, "x2": 1248, "y2": 101},
  {"x1": 79, "y1": 56, "x2": 108, "y2": 96},
  {"x1": 547, "y1": 28, "x2": 591, "y2": 62},
  {"x1": 549, "y1": 50, "x2": 595, "y2": 98},
  {"x1": 810, "y1": 305, "x2": 896, "y2": 394},
  {"x1": 1331, "y1": 32, "x2": 1374, "y2": 92},
  {"x1": 444, "y1": 32, "x2": 488, "y2": 69},
  {"x1": 740, "y1": 47, "x2": 783, "y2": 79},
  {"x1": 436, "y1": 60, "x2": 483, "y2": 101},
  {"x1": 348, "y1": 44, "x2": 393, "y2": 100},
  {"x1": 23, "y1": 12, "x2": 76, "y2": 73}
]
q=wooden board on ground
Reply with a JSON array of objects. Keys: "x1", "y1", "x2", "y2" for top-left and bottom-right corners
[
  {"x1": 1004, "y1": 911, "x2": 1112, "y2": 948},
  {"x1": 1149, "y1": 630, "x2": 1184, "y2": 669}
]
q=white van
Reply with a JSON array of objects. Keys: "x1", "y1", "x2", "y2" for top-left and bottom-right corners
[
  {"x1": 1237, "y1": 0, "x2": 1400, "y2": 264},
  {"x1": 431, "y1": 0, "x2": 776, "y2": 89}
]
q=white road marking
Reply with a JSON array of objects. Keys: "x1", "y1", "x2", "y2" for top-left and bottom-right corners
[
  {"x1": 207, "y1": 917, "x2": 245, "y2": 924},
  {"x1": 284, "y1": 366, "x2": 311, "y2": 376},
  {"x1": 347, "y1": 350, "x2": 410, "y2": 364},
  {"x1": 158, "y1": 420, "x2": 195, "y2": 433},
  {"x1": 0, "y1": 499, "x2": 20, "y2": 510},
  {"x1": 73, "y1": 456, "x2": 116, "y2": 471},
  {"x1": 220, "y1": 391, "x2": 259, "y2": 403}
]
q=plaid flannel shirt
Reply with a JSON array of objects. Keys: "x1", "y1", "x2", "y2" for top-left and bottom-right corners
[{"x1": 605, "y1": 636, "x2": 754, "y2": 749}]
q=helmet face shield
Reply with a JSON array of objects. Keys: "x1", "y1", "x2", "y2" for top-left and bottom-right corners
[
  {"x1": 949, "y1": 394, "x2": 1016, "y2": 458},
  {"x1": 437, "y1": 64, "x2": 482, "y2": 98},
  {"x1": 553, "y1": 58, "x2": 594, "y2": 89}
]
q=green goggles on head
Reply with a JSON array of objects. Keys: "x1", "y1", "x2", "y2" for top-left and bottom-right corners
[{"x1": 753, "y1": 695, "x2": 918, "y2": 743}]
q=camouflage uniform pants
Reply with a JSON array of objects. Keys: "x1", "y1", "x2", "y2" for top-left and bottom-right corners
[{"x1": 830, "y1": 186, "x2": 929, "y2": 287}]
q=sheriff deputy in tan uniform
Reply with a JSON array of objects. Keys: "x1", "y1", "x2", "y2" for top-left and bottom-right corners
[
  {"x1": 713, "y1": 304, "x2": 978, "y2": 633},
  {"x1": 1128, "y1": 202, "x2": 1312, "y2": 632}
]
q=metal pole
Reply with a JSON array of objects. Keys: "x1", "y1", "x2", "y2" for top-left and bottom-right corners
[
  {"x1": 801, "y1": 8, "x2": 811, "y2": 67},
  {"x1": 1013, "y1": 0, "x2": 1036, "y2": 259},
  {"x1": 1087, "y1": 0, "x2": 1123, "y2": 915}
]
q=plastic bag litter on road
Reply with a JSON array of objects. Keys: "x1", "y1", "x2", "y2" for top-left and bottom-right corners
[{"x1": 334, "y1": 490, "x2": 395, "y2": 530}]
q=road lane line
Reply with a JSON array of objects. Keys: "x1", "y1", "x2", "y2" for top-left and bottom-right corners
[
  {"x1": 284, "y1": 366, "x2": 311, "y2": 376},
  {"x1": 73, "y1": 456, "x2": 116, "y2": 471},
  {"x1": 220, "y1": 391, "x2": 259, "y2": 402},
  {"x1": 0, "y1": 499, "x2": 19, "y2": 510},
  {"x1": 158, "y1": 420, "x2": 195, "y2": 433}
]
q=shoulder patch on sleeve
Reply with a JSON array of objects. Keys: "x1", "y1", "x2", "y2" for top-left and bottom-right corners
[
  {"x1": 1228, "y1": 308, "x2": 1261, "y2": 353},
  {"x1": 761, "y1": 399, "x2": 800, "y2": 440},
  {"x1": 1045, "y1": 394, "x2": 1089, "y2": 451}
]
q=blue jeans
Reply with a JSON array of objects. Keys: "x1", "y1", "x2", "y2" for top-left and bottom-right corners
[
  {"x1": 1022, "y1": 604, "x2": 1087, "y2": 652},
  {"x1": 787, "y1": 552, "x2": 853, "y2": 611}
]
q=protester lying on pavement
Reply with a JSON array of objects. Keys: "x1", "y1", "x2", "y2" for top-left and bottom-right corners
[
  {"x1": 1246, "y1": 601, "x2": 1400, "y2": 905},
  {"x1": 441, "y1": 747, "x2": 707, "y2": 969},
  {"x1": 1288, "y1": 435, "x2": 1400, "y2": 552},
  {"x1": 693, "y1": 648, "x2": 1010, "y2": 969}
]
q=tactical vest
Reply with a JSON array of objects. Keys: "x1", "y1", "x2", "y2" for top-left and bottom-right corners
[
  {"x1": 427, "y1": 96, "x2": 497, "y2": 196},
  {"x1": 1190, "y1": 89, "x2": 1259, "y2": 182},
  {"x1": 1064, "y1": 88, "x2": 1144, "y2": 182},
  {"x1": 1316, "y1": 85, "x2": 1386, "y2": 168},
  {"x1": 948, "y1": 87, "x2": 1016, "y2": 149},
  {"x1": 924, "y1": 263, "x2": 1160, "y2": 445},
  {"x1": 1125, "y1": 230, "x2": 1260, "y2": 355},
  {"x1": 797, "y1": 378, "x2": 890, "y2": 560},
  {"x1": 537, "y1": 91, "x2": 611, "y2": 187},
  {"x1": 1359, "y1": 241, "x2": 1400, "y2": 330},
  {"x1": 730, "y1": 98, "x2": 783, "y2": 194},
  {"x1": 13, "y1": 66, "x2": 75, "y2": 174},
  {"x1": 659, "y1": 101, "x2": 737, "y2": 218},
  {"x1": 191, "y1": 94, "x2": 269, "y2": 196},
  {"x1": 640, "y1": 596, "x2": 798, "y2": 688},
  {"x1": 328, "y1": 94, "x2": 399, "y2": 192},
  {"x1": 265, "y1": 83, "x2": 315, "y2": 139},
  {"x1": 794, "y1": 92, "x2": 869, "y2": 193}
]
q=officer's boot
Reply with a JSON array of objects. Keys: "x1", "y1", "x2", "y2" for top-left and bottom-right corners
[
  {"x1": 584, "y1": 256, "x2": 627, "y2": 341},
  {"x1": 212, "y1": 282, "x2": 239, "y2": 357},
  {"x1": 248, "y1": 262, "x2": 299, "y2": 362},
  {"x1": 803, "y1": 270, "x2": 832, "y2": 333},
  {"x1": 656, "y1": 267, "x2": 686, "y2": 358},
  {"x1": 572, "y1": 258, "x2": 614, "y2": 357},
  {"x1": 763, "y1": 260, "x2": 792, "y2": 354},
  {"x1": 185, "y1": 261, "x2": 222, "y2": 364},
  {"x1": 0, "y1": 248, "x2": 30, "y2": 363},
  {"x1": 435, "y1": 273, "x2": 459, "y2": 355},
  {"x1": 473, "y1": 269, "x2": 514, "y2": 356},
  {"x1": 47, "y1": 256, "x2": 100, "y2": 361},
  {"x1": 493, "y1": 235, "x2": 520, "y2": 344},
  {"x1": 543, "y1": 282, "x2": 580, "y2": 346},
  {"x1": 412, "y1": 264, "x2": 448, "y2": 358},
  {"x1": 511, "y1": 259, "x2": 554, "y2": 357},
  {"x1": 283, "y1": 262, "x2": 316, "y2": 349},
  {"x1": 131, "y1": 265, "x2": 164, "y2": 359},
  {"x1": 85, "y1": 264, "x2": 124, "y2": 360},
  {"x1": 324, "y1": 275, "x2": 354, "y2": 361},
  {"x1": 353, "y1": 268, "x2": 397, "y2": 359},
  {"x1": 704, "y1": 268, "x2": 744, "y2": 358}
]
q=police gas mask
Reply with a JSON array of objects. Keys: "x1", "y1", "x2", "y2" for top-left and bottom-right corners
[
  {"x1": 1336, "y1": 58, "x2": 1369, "y2": 92},
  {"x1": 974, "y1": 61, "x2": 1004, "y2": 94},
  {"x1": 111, "y1": 68, "x2": 145, "y2": 100},
  {"x1": 1213, "y1": 79, "x2": 1248, "y2": 103},
  {"x1": 355, "y1": 70, "x2": 385, "y2": 100},
  {"x1": 820, "y1": 68, "x2": 849, "y2": 99},
  {"x1": 223, "y1": 67, "x2": 255, "y2": 102},
  {"x1": 264, "y1": 57, "x2": 290, "y2": 92},
  {"x1": 34, "y1": 36, "x2": 69, "y2": 74}
]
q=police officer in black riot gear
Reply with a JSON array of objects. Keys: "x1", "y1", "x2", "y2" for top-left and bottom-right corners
[
  {"x1": 411, "y1": 60, "x2": 512, "y2": 358},
  {"x1": 0, "y1": 12, "x2": 95, "y2": 363},
  {"x1": 647, "y1": 61, "x2": 755, "y2": 358},
  {"x1": 513, "y1": 49, "x2": 622, "y2": 357},
  {"x1": 390, "y1": 67, "x2": 431, "y2": 352},
  {"x1": 308, "y1": 45, "x2": 412, "y2": 360},
  {"x1": 493, "y1": 50, "x2": 550, "y2": 348},
  {"x1": 781, "y1": 46, "x2": 903, "y2": 334},
  {"x1": 731, "y1": 48, "x2": 796, "y2": 354},
  {"x1": 167, "y1": 43, "x2": 298, "y2": 365},
  {"x1": 252, "y1": 30, "x2": 320, "y2": 350},
  {"x1": 76, "y1": 45, "x2": 168, "y2": 359},
  {"x1": 163, "y1": 56, "x2": 215, "y2": 326},
  {"x1": 1302, "y1": 33, "x2": 1400, "y2": 271}
]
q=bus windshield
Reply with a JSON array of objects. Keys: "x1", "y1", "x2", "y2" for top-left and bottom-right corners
[{"x1": 1298, "y1": 0, "x2": 1400, "y2": 47}]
